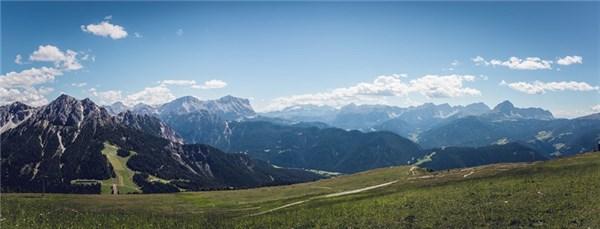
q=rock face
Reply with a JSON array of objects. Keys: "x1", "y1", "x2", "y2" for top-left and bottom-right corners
[
  {"x1": 104, "y1": 102, "x2": 129, "y2": 115},
  {"x1": 486, "y1": 100, "x2": 554, "y2": 121},
  {"x1": 0, "y1": 95, "x2": 320, "y2": 194},
  {"x1": 113, "y1": 111, "x2": 184, "y2": 144},
  {"x1": 0, "y1": 101, "x2": 36, "y2": 134}
]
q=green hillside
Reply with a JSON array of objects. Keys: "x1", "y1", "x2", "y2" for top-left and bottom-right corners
[{"x1": 2, "y1": 152, "x2": 599, "y2": 228}]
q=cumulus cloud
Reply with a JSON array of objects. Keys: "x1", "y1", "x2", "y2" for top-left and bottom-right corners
[
  {"x1": 90, "y1": 85, "x2": 175, "y2": 106},
  {"x1": 0, "y1": 87, "x2": 54, "y2": 107},
  {"x1": 556, "y1": 55, "x2": 583, "y2": 66},
  {"x1": 473, "y1": 56, "x2": 552, "y2": 70},
  {"x1": 81, "y1": 21, "x2": 128, "y2": 39},
  {"x1": 500, "y1": 80, "x2": 599, "y2": 94},
  {"x1": 159, "y1": 80, "x2": 198, "y2": 87},
  {"x1": 1, "y1": 45, "x2": 85, "y2": 106},
  {"x1": 265, "y1": 74, "x2": 480, "y2": 111},
  {"x1": 29, "y1": 45, "x2": 83, "y2": 70},
  {"x1": 125, "y1": 86, "x2": 175, "y2": 105},
  {"x1": 0, "y1": 67, "x2": 63, "y2": 87},
  {"x1": 89, "y1": 88, "x2": 123, "y2": 104},
  {"x1": 197, "y1": 79, "x2": 227, "y2": 89},
  {"x1": 158, "y1": 79, "x2": 227, "y2": 89},
  {"x1": 0, "y1": 67, "x2": 63, "y2": 106}
]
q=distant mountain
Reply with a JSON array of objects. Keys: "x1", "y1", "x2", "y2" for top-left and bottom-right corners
[
  {"x1": 262, "y1": 102, "x2": 492, "y2": 138},
  {"x1": 371, "y1": 102, "x2": 490, "y2": 140},
  {"x1": 159, "y1": 95, "x2": 254, "y2": 120},
  {"x1": 484, "y1": 100, "x2": 554, "y2": 121},
  {"x1": 418, "y1": 143, "x2": 548, "y2": 171},
  {"x1": 418, "y1": 115, "x2": 600, "y2": 157},
  {"x1": 576, "y1": 112, "x2": 600, "y2": 120},
  {"x1": 131, "y1": 103, "x2": 159, "y2": 116},
  {"x1": 114, "y1": 111, "x2": 183, "y2": 144},
  {"x1": 262, "y1": 104, "x2": 338, "y2": 123},
  {"x1": 104, "y1": 102, "x2": 129, "y2": 115},
  {"x1": 1, "y1": 95, "x2": 320, "y2": 194},
  {"x1": 206, "y1": 121, "x2": 424, "y2": 173},
  {"x1": 331, "y1": 104, "x2": 405, "y2": 131}
]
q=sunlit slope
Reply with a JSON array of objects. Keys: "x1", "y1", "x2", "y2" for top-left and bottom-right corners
[{"x1": 2, "y1": 152, "x2": 599, "y2": 228}]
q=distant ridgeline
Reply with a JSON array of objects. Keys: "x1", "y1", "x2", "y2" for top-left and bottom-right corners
[{"x1": 2, "y1": 94, "x2": 599, "y2": 193}]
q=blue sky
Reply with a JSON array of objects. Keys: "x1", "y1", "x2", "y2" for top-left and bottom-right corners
[{"x1": 1, "y1": 1, "x2": 599, "y2": 117}]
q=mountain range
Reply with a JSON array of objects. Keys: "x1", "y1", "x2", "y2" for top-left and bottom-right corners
[
  {"x1": 2, "y1": 94, "x2": 599, "y2": 193},
  {"x1": 0, "y1": 95, "x2": 319, "y2": 194}
]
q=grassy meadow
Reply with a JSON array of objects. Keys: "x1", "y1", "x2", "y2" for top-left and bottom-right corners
[{"x1": 2, "y1": 152, "x2": 599, "y2": 228}]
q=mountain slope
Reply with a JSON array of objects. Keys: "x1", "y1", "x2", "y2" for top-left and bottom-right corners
[
  {"x1": 418, "y1": 143, "x2": 548, "y2": 170},
  {"x1": 418, "y1": 116, "x2": 600, "y2": 157},
  {"x1": 0, "y1": 95, "x2": 320, "y2": 194},
  {"x1": 208, "y1": 121, "x2": 424, "y2": 173}
]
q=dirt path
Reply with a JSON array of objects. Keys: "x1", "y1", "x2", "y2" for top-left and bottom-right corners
[
  {"x1": 463, "y1": 170, "x2": 475, "y2": 178},
  {"x1": 323, "y1": 181, "x2": 397, "y2": 198},
  {"x1": 112, "y1": 184, "x2": 118, "y2": 195},
  {"x1": 251, "y1": 180, "x2": 398, "y2": 216}
]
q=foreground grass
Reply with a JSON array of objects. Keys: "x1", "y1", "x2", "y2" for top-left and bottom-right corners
[{"x1": 2, "y1": 152, "x2": 599, "y2": 228}]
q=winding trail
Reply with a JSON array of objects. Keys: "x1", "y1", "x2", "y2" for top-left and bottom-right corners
[
  {"x1": 112, "y1": 184, "x2": 118, "y2": 195},
  {"x1": 251, "y1": 180, "x2": 398, "y2": 216}
]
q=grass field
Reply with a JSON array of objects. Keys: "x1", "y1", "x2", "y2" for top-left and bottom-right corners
[
  {"x1": 1, "y1": 152, "x2": 599, "y2": 228},
  {"x1": 100, "y1": 142, "x2": 140, "y2": 194}
]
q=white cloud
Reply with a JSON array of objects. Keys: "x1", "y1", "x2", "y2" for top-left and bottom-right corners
[
  {"x1": 159, "y1": 80, "x2": 197, "y2": 87},
  {"x1": 125, "y1": 85, "x2": 174, "y2": 105},
  {"x1": 176, "y1": 29, "x2": 184, "y2": 36},
  {"x1": 0, "y1": 87, "x2": 53, "y2": 107},
  {"x1": 556, "y1": 55, "x2": 582, "y2": 66},
  {"x1": 197, "y1": 79, "x2": 227, "y2": 89},
  {"x1": 472, "y1": 56, "x2": 488, "y2": 66},
  {"x1": 81, "y1": 21, "x2": 128, "y2": 39},
  {"x1": 15, "y1": 54, "x2": 23, "y2": 65},
  {"x1": 0, "y1": 67, "x2": 63, "y2": 87},
  {"x1": 265, "y1": 74, "x2": 480, "y2": 111},
  {"x1": 451, "y1": 60, "x2": 460, "y2": 66},
  {"x1": 71, "y1": 82, "x2": 87, "y2": 87},
  {"x1": 104, "y1": 15, "x2": 112, "y2": 20},
  {"x1": 89, "y1": 88, "x2": 123, "y2": 104},
  {"x1": 501, "y1": 80, "x2": 599, "y2": 94},
  {"x1": 592, "y1": 104, "x2": 600, "y2": 113},
  {"x1": 158, "y1": 79, "x2": 227, "y2": 89},
  {"x1": 473, "y1": 56, "x2": 552, "y2": 70},
  {"x1": 1, "y1": 45, "x2": 85, "y2": 106},
  {"x1": 29, "y1": 45, "x2": 82, "y2": 70},
  {"x1": 134, "y1": 32, "x2": 142, "y2": 38}
]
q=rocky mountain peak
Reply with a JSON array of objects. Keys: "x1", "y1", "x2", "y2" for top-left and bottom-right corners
[{"x1": 493, "y1": 100, "x2": 515, "y2": 112}]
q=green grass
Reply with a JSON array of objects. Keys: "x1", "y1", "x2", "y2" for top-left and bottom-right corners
[
  {"x1": 2, "y1": 152, "x2": 599, "y2": 228},
  {"x1": 100, "y1": 142, "x2": 140, "y2": 194}
]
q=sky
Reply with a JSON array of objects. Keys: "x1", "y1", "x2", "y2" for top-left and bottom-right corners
[{"x1": 1, "y1": 1, "x2": 599, "y2": 117}]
